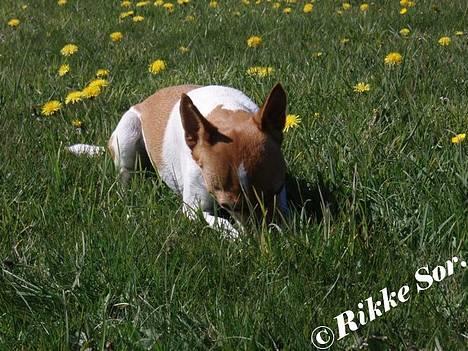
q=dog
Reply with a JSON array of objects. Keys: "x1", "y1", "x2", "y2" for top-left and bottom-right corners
[{"x1": 68, "y1": 84, "x2": 289, "y2": 237}]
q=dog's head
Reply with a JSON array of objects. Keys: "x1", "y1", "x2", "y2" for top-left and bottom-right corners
[{"x1": 180, "y1": 84, "x2": 287, "y2": 222}]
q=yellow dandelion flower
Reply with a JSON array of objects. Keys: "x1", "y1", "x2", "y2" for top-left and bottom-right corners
[
  {"x1": 96, "y1": 69, "x2": 109, "y2": 78},
  {"x1": 209, "y1": 1, "x2": 218, "y2": 8},
  {"x1": 148, "y1": 59, "x2": 166, "y2": 74},
  {"x1": 178, "y1": 0, "x2": 190, "y2": 5},
  {"x1": 41, "y1": 100, "x2": 62, "y2": 116},
  {"x1": 384, "y1": 52, "x2": 403, "y2": 66},
  {"x1": 233, "y1": 11, "x2": 241, "y2": 16},
  {"x1": 132, "y1": 15, "x2": 144, "y2": 22},
  {"x1": 136, "y1": 1, "x2": 150, "y2": 6},
  {"x1": 283, "y1": 7, "x2": 292, "y2": 14},
  {"x1": 342, "y1": 3, "x2": 352, "y2": 10},
  {"x1": 399, "y1": 28, "x2": 410, "y2": 36},
  {"x1": 246, "y1": 66, "x2": 274, "y2": 78},
  {"x1": 303, "y1": 3, "x2": 313, "y2": 13},
  {"x1": 400, "y1": 0, "x2": 416, "y2": 7},
  {"x1": 110, "y1": 32, "x2": 124, "y2": 42},
  {"x1": 455, "y1": 31, "x2": 464, "y2": 36},
  {"x1": 179, "y1": 46, "x2": 190, "y2": 53},
  {"x1": 154, "y1": 0, "x2": 164, "y2": 5},
  {"x1": 21, "y1": 5, "x2": 28, "y2": 10},
  {"x1": 360, "y1": 3, "x2": 369, "y2": 12},
  {"x1": 242, "y1": 0, "x2": 250, "y2": 4},
  {"x1": 121, "y1": 1, "x2": 132, "y2": 7},
  {"x1": 58, "y1": 0, "x2": 67, "y2": 5},
  {"x1": 60, "y1": 44, "x2": 78, "y2": 56},
  {"x1": 353, "y1": 82, "x2": 371, "y2": 93},
  {"x1": 163, "y1": 3, "x2": 174, "y2": 12},
  {"x1": 284, "y1": 114, "x2": 301, "y2": 132},
  {"x1": 438, "y1": 36, "x2": 451, "y2": 46},
  {"x1": 400, "y1": 7, "x2": 407, "y2": 15},
  {"x1": 185, "y1": 15, "x2": 195, "y2": 21},
  {"x1": 65, "y1": 91, "x2": 84, "y2": 104},
  {"x1": 119, "y1": 10, "x2": 134, "y2": 19},
  {"x1": 71, "y1": 119, "x2": 83, "y2": 128},
  {"x1": 87, "y1": 79, "x2": 109, "y2": 89},
  {"x1": 272, "y1": 2, "x2": 281, "y2": 9},
  {"x1": 340, "y1": 37, "x2": 350, "y2": 45},
  {"x1": 82, "y1": 85, "x2": 102, "y2": 99},
  {"x1": 58, "y1": 64, "x2": 70, "y2": 77},
  {"x1": 8, "y1": 19, "x2": 20, "y2": 27},
  {"x1": 247, "y1": 35, "x2": 262, "y2": 48},
  {"x1": 451, "y1": 133, "x2": 466, "y2": 144}
]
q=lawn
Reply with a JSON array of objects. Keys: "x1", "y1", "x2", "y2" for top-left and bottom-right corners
[{"x1": 0, "y1": 0, "x2": 466, "y2": 349}]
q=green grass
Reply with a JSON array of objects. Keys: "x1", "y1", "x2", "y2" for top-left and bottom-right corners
[{"x1": 0, "y1": 0, "x2": 467, "y2": 349}]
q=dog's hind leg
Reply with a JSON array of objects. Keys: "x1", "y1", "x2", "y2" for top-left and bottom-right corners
[{"x1": 108, "y1": 108, "x2": 148, "y2": 183}]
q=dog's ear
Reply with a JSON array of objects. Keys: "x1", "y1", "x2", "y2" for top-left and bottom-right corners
[
  {"x1": 254, "y1": 83, "x2": 287, "y2": 144},
  {"x1": 180, "y1": 94, "x2": 218, "y2": 150}
]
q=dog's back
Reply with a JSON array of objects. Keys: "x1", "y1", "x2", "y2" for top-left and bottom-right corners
[{"x1": 135, "y1": 85, "x2": 200, "y2": 173}]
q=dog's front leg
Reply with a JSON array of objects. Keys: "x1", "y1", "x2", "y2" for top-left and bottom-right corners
[
  {"x1": 182, "y1": 203, "x2": 240, "y2": 239},
  {"x1": 201, "y1": 211, "x2": 240, "y2": 239},
  {"x1": 181, "y1": 173, "x2": 240, "y2": 238}
]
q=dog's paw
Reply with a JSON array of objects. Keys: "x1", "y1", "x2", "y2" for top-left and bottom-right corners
[{"x1": 199, "y1": 211, "x2": 240, "y2": 239}]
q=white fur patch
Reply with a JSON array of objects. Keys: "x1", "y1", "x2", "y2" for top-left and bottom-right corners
[
  {"x1": 109, "y1": 108, "x2": 142, "y2": 170},
  {"x1": 185, "y1": 86, "x2": 259, "y2": 116}
]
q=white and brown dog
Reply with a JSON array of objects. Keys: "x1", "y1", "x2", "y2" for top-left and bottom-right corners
[{"x1": 68, "y1": 84, "x2": 289, "y2": 237}]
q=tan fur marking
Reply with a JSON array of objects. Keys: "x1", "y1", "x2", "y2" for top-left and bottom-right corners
[
  {"x1": 203, "y1": 105, "x2": 286, "y2": 214},
  {"x1": 205, "y1": 105, "x2": 266, "y2": 172},
  {"x1": 135, "y1": 85, "x2": 200, "y2": 171},
  {"x1": 206, "y1": 105, "x2": 254, "y2": 127}
]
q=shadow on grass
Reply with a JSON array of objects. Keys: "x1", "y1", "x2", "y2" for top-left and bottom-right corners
[{"x1": 285, "y1": 173, "x2": 338, "y2": 222}]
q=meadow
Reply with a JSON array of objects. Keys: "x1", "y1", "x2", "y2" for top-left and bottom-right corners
[{"x1": 0, "y1": 0, "x2": 467, "y2": 349}]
